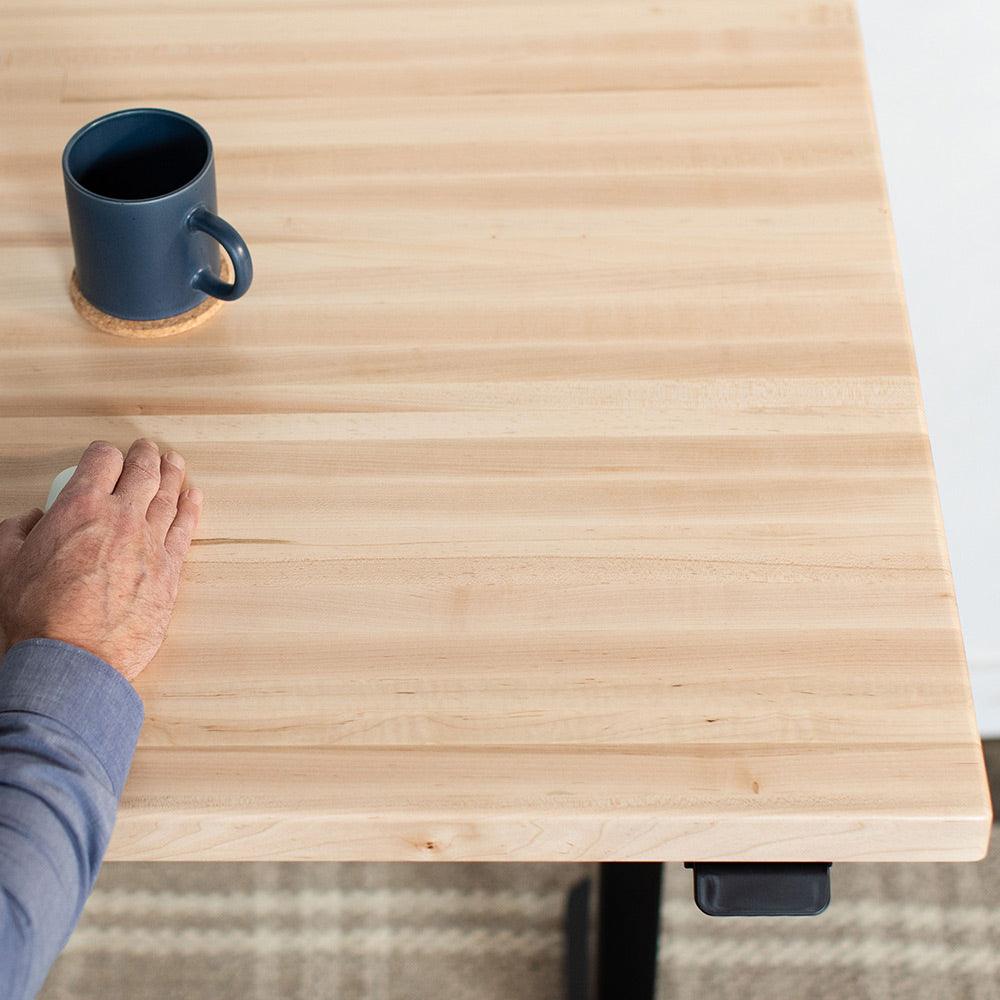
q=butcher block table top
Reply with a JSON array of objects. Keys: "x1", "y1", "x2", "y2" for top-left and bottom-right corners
[{"x1": 0, "y1": 0, "x2": 990, "y2": 862}]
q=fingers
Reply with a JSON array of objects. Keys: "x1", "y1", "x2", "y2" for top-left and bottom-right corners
[
  {"x1": 147, "y1": 451, "x2": 187, "y2": 542},
  {"x1": 4, "y1": 508, "x2": 45, "y2": 539},
  {"x1": 165, "y1": 488, "x2": 203, "y2": 561},
  {"x1": 0, "y1": 508, "x2": 44, "y2": 566},
  {"x1": 113, "y1": 439, "x2": 162, "y2": 508},
  {"x1": 57, "y1": 440, "x2": 191, "y2": 531},
  {"x1": 66, "y1": 441, "x2": 124, "y2": 496}
]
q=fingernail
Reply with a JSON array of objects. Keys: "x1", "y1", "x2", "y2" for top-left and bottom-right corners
[
  {"x1": 187, "y1": 488, "x2": 203, "y2": 505},
  {"x1": 164, "y1": 450, "x2": 185, "y2": 471}
]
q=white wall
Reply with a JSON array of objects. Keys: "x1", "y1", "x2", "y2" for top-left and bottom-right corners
[{"x1": 857, "y1": 2, "x2": 1000, "y2": 734}]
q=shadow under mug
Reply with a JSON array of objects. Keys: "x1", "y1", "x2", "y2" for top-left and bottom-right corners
[{"x1": 63, "y1": 107, "x2": 252, "y2": 321}]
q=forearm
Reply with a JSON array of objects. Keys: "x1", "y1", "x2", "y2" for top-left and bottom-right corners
[{"x1": 0, "y1": 640, "x2": 142, "y2": 999}]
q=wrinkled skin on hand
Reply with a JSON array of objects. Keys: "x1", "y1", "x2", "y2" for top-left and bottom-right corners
[{"x1": 0, "y1": 439, "x2": 202, "y2": 683}]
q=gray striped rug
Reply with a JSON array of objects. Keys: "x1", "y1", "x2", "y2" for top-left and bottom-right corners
[{"x1": 41, "y1": 743, "x2": 999, "y2": 1000}]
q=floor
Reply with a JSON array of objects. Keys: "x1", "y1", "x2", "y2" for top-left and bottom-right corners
[{"x1": 40, "y1": 744, "x2": 999, "y2": 1000}]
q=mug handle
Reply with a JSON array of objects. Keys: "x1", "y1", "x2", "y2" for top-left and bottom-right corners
[{"x1": 187, "y1": 206, "x2": 253, "y2": 301}]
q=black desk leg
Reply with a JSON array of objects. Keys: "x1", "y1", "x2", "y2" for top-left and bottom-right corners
[
  {"x1": 565, "y1": 863, "x2": 664, "y2": 1000},
  {"x1": 564, "y1": 877, "x2": 593, "y2": 1000},
  {"x1": 598, "y1": 863, "x2": 663, "y2": 1000}
]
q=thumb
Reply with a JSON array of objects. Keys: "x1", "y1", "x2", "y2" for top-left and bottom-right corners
[{"x1": 0, "y1": 508, "x2": 44, "y2": 569}]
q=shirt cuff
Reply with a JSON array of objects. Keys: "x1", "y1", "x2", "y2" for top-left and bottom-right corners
[{"x1": 0, "y1": 638, "x2": 144, "y2": 797}]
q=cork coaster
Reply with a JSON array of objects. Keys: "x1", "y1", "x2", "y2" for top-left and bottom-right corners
[{"x1": 69, "y1": 255, "x2": 233, "y2": 339}]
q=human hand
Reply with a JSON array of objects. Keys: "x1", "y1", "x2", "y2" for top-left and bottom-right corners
[{"x1": 0, "y1": 439, "x2": 202, "y2": 683}]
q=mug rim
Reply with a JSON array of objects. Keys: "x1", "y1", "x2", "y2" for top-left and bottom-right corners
[{"x1": 62, "y1": 107, "x2": 215, "y2": 205}]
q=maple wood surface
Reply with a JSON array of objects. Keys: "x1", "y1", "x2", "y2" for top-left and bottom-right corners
[{"x1": 0, "y1": 0, "x2": 990, "y2": 861}]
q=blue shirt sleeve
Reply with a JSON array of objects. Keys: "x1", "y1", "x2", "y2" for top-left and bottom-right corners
[{"x1": 0, "y1": 639, "x2": 143, "y2": 999}]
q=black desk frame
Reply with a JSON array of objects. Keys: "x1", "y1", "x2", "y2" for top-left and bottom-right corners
[{"x1": 565, "y1": 862, "x2": 832, "y2": 1000}]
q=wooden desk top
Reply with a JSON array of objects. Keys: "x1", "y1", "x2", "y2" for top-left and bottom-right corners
[{"x1": 0, "y1": 0, "x2": 990, "y2": 862}]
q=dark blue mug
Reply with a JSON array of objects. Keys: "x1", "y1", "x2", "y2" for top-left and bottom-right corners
[{"x1": 63, "y1": 108, "x2": 252, "y2": 321}]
